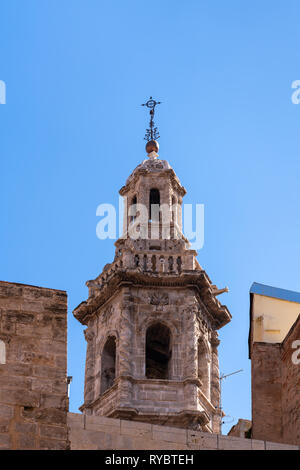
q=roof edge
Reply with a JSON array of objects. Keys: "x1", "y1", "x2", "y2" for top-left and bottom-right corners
[{"x1": 250, "y1": 282, "x2": 300, "y2": 304}]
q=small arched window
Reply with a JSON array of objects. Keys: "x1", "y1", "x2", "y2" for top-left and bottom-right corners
[
  {"x1": 130, "y1": 195, "x2": 137, "y2": 223},
  {"x1": 101, "y1": 336, "x2": 116, "y2": 394},
  {"x1": 146, "y1": 323, "x2": 171, "y2": 379},
  {"x1": 149, "y1": 188, "x2": 160, "y2": 221}
]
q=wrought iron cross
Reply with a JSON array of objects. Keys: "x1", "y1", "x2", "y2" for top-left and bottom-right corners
[{"x1": 141, "y1": 96, "x2": 162, "y2": 141}]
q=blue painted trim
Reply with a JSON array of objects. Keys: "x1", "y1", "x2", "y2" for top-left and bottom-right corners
[{"x1": 250, "y1": 282, "x2": 300, "y2": 304}]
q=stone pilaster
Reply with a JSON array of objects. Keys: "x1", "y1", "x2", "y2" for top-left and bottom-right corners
[
  {"x1": 83, "y1": 326, "x2": 96, "y2": 405},
  {"x1": 116, "y1": 300, "x2": 133, "y2": 409},
  {"x1": 210, "y1": 331, "x2": 221, "y2": 433},
  {"x1": 183, "y1": 305, "x2": 199, "y2": 412},
  {"x1": 118, "y1": 308, "x2": 132, "y2": 377}
]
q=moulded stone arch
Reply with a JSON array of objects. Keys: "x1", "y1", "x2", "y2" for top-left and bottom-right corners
[
  {"x1": 94, "y1": 330, "x2": 120, "y2": 399},
  {"x1": 97, "y1": 329, "x2": 119, "y2": 356},
  {"x1": 138, "y1": 315, "x2": 179, "y2": 339}
]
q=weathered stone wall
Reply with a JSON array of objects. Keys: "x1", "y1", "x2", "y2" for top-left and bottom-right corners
[
  {"x1": 0, "y1": 281, "x2": 69, "y2": 450},
  {"x1": 251, "y1": 317, "x2": 300, "y2": 446},
  {"x1": 251, "y1": 342, "x2": 283, "y2": 443},
  {"x1": 281, "y1": 317, "x2": 300, "y2": 446},
  {"x1": 68, "y1": 412, "x2": 299, "y2": 450}
]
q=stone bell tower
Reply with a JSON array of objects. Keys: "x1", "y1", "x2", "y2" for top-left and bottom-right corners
[{"x1": 73, "y1": 99, "x2": 231, "y2": 432}]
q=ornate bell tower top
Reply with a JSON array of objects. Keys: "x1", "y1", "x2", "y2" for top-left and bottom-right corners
[
  {"x1": 118, "y1": 96, "x2": 189, "y2": 248},
  {"x1": 73, "y1": 100, "x2": 231, "y2": 431},
  {"x1": 74, "y1": 99, "x2": 231, "y2": 331}
]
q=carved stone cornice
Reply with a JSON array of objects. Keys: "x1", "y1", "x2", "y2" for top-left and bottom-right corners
[
  {"x1": 119, "y1": 167, "x2": 186, "y2": 198},
  {"x1": 73, "y1": 269, "x2": 231, "y2": 329}
]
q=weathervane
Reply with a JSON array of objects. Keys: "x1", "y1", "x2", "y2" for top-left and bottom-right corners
[{"x1": 141, "y1": 96, "x2": 162, "y2": 142}]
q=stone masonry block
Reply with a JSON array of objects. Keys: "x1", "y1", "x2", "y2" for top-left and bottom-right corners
[
  {"x1": 22, "y1": 407, "x2": 67, "y2": 425},
  {"x1": 0, "y1": 403, "x2": 14, "y2": 419},
  {"x1": 251, "y1": 439, "x2": 266, "y2": 450},
  {"x1": 219, "y1": 435, "x2": 252, "y2": 450},
  {"x1": 67, "y1": 412, "x2": 84, "y2": 427},
  {"x1": 120, "y1": 419, "x2": 152, "y2": 438},
  {"x1": 187, "y1": 430, "x2": 218, "y2": 450},
  {"x1": 85, "y1": 415, "x2": 121, "y2": 434},
  {"x1": 265, "y1": 441, "x2": 299, "y2": 450},
  {"x1": 14, "y1": 421, "x2": 37, "y2": 434},
  {"x1": 39, "y1": 438, "x2": 68, "y2": 450},
  {"x1": 0, "y1": 375, "x2": 32, "y2": 390},
  {"x1": 0, "y1": 434, "x2": 11, "y2": 449},
  {"x1": 0, "y1": 389, "x2": 40, "y2": 407},
  {"x1": 39, "y1": 393, "x2": 68, "y2": 410},
  {"x1": 152, "y1": 424, "x2": 187, "y2": 444},
  {"x1": 39, "y1": 424, "x2": 68, "y2": 440}
]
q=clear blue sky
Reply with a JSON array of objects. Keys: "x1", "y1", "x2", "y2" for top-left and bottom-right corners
[{"x1": 1, "y1": 1, "x2": 300, "y2": 434}]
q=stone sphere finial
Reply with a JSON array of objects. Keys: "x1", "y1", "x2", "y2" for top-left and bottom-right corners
[{"x1": 146, "y1": 140, "x2": 159, "y2": 155}]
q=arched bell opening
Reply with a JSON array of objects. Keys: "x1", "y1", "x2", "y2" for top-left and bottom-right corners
[
  {"x1": 100, "y1": 336, "x2": 116, "y2": 394},
  {"x1": 149, "y1": 188, "x2": 160, "y2": 222},
  {"x1": 130, "y1": 195, "x2": 137, "y2": 223},
  {"x1": 145, "y1": 323, "x2": 172, "y2": 379}
]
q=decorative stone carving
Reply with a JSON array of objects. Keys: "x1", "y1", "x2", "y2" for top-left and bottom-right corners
[
  {"x1": 149, "y1": 292, "x2": 169, "y2": 306},
  {"x1": 196, "y1": 315, "x2": 208, "y2": 334},
  {"x1": 84, "y1": 328, "x2": 95, "y2": 343},
  {"x1": 101, "y1": 305, "x2": 114, "y2": 325}
]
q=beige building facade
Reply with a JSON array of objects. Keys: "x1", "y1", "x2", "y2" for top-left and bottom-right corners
[{"x1": 249, "y1": 282, "x2": 300, "y2": 446}]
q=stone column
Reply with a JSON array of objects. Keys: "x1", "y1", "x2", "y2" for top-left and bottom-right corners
[
  {"x1": 184, "y1": 306, "x2": 198, "y2": 379},
  {"x1": 83, "y1": 324, "x2": 96, "y2": 407},
  {"x1": 210, "y1": 330, "x2": 221, "y2": 433},
  {"x1": 117, "y1": 299, "x2": 133, "y2": 408},
  {"x1": 118, "y1": 308, "x2": 132, "y2": 377},
  {"x1": 198, "y1": 337, "x2": 211, "y2": 401},
  {"x1": 183, "y1": 306, "x2": 199, "y2": 411}
]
